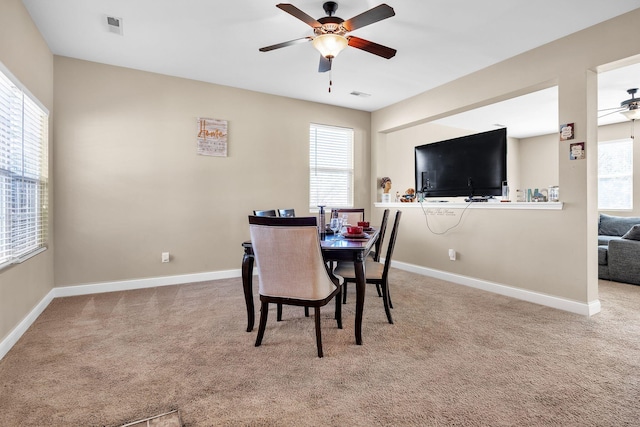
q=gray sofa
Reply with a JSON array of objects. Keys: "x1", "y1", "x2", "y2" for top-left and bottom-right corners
[{"x1": 598, "y1": 213, "x2": 640, "y2": 285}]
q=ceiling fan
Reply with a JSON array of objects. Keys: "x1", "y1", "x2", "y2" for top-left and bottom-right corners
[
  {"x1": 599, "y1": 88, "x2": 640, "y2": 121},
  {"x1": 259, "y1": 2, "x2": 397, "y2": 73}
]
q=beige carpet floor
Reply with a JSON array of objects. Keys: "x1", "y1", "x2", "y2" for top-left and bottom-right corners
[{"x1": 0, "y1": 270, "x2": 638, "y2": 426}]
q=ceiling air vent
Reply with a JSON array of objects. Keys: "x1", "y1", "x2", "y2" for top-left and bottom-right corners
[
  {"x1": 106, "y1": 16, "x2": 123, "y2": 35},
  {"x1": 350, "y1": 91, "x2": 371, "y2": 98}
]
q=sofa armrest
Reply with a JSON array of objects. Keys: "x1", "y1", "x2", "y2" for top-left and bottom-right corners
[{"x1": 608, "y1": 238, "x2": 640, "y2": 285}]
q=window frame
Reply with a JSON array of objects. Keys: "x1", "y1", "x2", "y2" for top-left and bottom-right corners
[
  {"x1": 309, "y1": 123, "x2": 354, "y2": 211},
  {"x1": 0, "y1": 61, "x2": 49, "y2": 270},
  {"x1": 597, "y1": 137, "x2": 633, "y2": 211}
]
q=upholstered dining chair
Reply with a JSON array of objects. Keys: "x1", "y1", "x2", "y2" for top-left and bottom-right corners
[
  {"x1": 278, "y1": 208, "x2": 295, "y2": 217},
  {"x1": 253, "y1": 209, "x2": 299, "y2": 318},
  {"x1": 249, "y1": 215, "x2": 342, "y2": 358},
  {"x1": 334, "y1": 210, "x2": 402, "y2": 324},
  {"x1": 253, "y1": 209, "x2": 277, "y2": 217}
]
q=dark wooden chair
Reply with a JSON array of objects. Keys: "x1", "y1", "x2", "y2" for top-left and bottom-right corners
[
  {"x1": 334, "y1": 210, "x2": 402, "y2": 324},
  {"x1": 371, "y1": 208, "x2": 390, "y2": 263},
  {"x1": 249, "y1": 215, "x2": 342, "y2": 358},
  {"x1": 253, "y1": 209, "x2": 277, "y2": 217},
  {"x1": 342, "y1": 209, "x2": 389, "y2": 303},
  {"x1": 349, "y1": 208, "x2": 390, "y2": 302},
  {"x1": 278, "y1": 208, "x2": 295, "y2": 217}
]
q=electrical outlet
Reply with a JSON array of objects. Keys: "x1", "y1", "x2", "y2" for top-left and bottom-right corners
[
  {"x1": 448, "y1": 249, "x2": 456, "y2": 261},
  {"x1": 161, "y1": 252, "x2": 170, "y2": 263}
]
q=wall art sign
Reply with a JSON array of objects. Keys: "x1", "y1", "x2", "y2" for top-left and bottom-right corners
[
  {"x1": 197, "y1": 117, "x2": 228, "y2": 157},
  {"x1": 560, "y1": 123, "x2": 575, "y2": 141},
  {"x1": 570, "y1": 142, "x2": 585, "y2": 160}
]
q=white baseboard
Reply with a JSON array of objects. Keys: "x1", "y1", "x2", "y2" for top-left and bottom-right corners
[
  {"x1": 390, "y1": 260, "x2": 601, "y2": 316},
  {"x1": 0, "y1": 289, "x2": 55, "y2": 361},
  {"x1": 0, "y1": 269, "x2": 242, "y2": 361},
  {"x1": 52, "y1": 269, "x2": 241, "y2": 298}
]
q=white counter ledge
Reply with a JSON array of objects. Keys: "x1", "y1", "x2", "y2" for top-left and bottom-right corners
[{"x1": 374, "y1": 201, "x2": 563, "y2": 210}]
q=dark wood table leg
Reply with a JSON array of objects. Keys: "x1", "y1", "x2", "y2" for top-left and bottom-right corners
[
  {"x1": 354, "y1": 255, "x2": 366, "y2": 345},
  {"x1": 241, "y1": 247, "x2": 255, "y2": 332}
]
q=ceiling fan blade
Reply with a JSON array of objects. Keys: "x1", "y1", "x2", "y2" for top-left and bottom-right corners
[
  {"x1": 276, "y1": 3, "x2": 321, "y2": 27},
  {"x1": 319, "y1": 56, "x2": 332, "y2": 73},
  {"x1": 347, "y1": 36, "x2": 396, "y2": 59},
  {"x1": 259, "y1": 37, "x2": 313, "y2": 52},
  {"x1": 343, "y1": 4, "x2": 395, "y2": 32},
  {"x1": 598, "y1": 108, "x2": 626, "y2": 119}
]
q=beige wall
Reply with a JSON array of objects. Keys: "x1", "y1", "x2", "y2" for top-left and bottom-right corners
[
  {"x1": 53, "y1": 57, "x2": 371, "y2": 286},
  {"x1": 0, "y1": 0, "x2": 54, "y2": 342},
  {"x1": 519, "y1": 133, "x2": 559, "y2": 194},
  {"x1": 371, "y1": 9, "x2": 640, "y2": 305}
]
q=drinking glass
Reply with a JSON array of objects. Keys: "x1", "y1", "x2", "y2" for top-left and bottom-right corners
[
  {"x1": 341, "y1": 214, "x2": 349, "y2": 234},
  {"x1": 329, "y1": 218, "x2": 341, "y2": 240}
]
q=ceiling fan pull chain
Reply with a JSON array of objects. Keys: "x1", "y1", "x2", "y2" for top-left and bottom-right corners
[{"x1": 328, "y1": 64, "x2": 333, "y2": 92}]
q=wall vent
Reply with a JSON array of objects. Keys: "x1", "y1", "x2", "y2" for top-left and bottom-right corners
[{"x1": 106, "y1": 16, "x2": 123, "y2": 35}]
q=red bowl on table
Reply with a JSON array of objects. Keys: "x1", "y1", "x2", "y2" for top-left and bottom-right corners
[{"x1": 347, "y1": 226, "x2": 364, "y2": 235}]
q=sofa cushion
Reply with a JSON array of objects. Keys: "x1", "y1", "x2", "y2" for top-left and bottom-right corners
[
  {"x1": 598, "y1": 235, "x2": 622, "y2": 246},
  {"x1": 622, "y1": 224, "x2": 640, "y2": 241},
  {"x1": 598, "y1": 213, "x2": 640, "y2": 237},
  {"x1": 598, "y1": 245, "x2": 608, "y2": 265},
  {"x1": 608, "y1": 238, "x2": 640, "y2": 286}
]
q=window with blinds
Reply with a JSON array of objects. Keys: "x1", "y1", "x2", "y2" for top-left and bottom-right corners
[
  {"x1": 0, "y1": 64, "x2": 49, "y2": 269},
  {"x1": 309, "y1": 123, "x2": 354, "y2": 209},
  {"x1": 598, "y1": 138, "x2": 633, "y2": 210}
]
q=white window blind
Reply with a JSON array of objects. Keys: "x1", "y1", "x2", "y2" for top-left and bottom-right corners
[
  {"x1": 309, "y1": 123, "x2": 354, "y2": 209},
  {"x1": 598, "y1": 138, "x2": 633, "y2": 210},
  {"x1": 0, "y1": 64, "x2": 49, "y2": 268}
]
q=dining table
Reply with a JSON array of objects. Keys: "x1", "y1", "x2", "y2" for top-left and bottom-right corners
[{"x1": 241, "y1": 228, "x2": 379, "y2": 345}]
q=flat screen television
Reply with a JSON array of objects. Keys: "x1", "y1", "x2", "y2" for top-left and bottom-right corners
[{"x1": 414, "y1": 128, "x2": 507, "y2": 199}]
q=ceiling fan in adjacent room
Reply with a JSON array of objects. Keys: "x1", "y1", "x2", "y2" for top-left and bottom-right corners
[
  {"x1": 259, "y1": 2, "x2": 397, "y2": 80},
  {"x1": 599, "y1": 88, "x2": 640, "y2": 121}
]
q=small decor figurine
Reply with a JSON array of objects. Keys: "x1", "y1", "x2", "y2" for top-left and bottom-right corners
[
  {"x1": 400, "y1": 188, "x2": 416, "y2": 202},
  {"x1": 381, "y1": 177, "x2": 392, "y2": 193},
  {"x1": 380, "y1": 177, "x2": 392, "y2": 203}
]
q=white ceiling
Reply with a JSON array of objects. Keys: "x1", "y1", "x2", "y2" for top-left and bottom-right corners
[{"x1": 20, "y1": 0, "x2": 640, "y2": 137}]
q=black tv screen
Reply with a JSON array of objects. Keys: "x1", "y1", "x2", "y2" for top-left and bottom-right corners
[{"x1": 414, "y1": 128, "x2": 507, "y2": 198}]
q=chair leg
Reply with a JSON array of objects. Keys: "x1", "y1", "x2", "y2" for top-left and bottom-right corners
[
  {"x1": 376, "y1": 283, "x2": 383, "y2": 297},
  {"x1": 335, "y1": 287, "x2": 343, "y2": 329},
  {"x1": 304, "y1": 307, "x2": 310, "y2": 317},
  {"x1": 255, "y1": 301, "x2": 269, "y2": 346},
  {"x1": 342, "y1": 282, "x2": 348, "y2": 304},
  {"x1": 381, "y1": 281, "x2": 394, "y2": 324},
  {"x1": 277, "y1": 303, "x2": 283, "y2": 321},
  {"x1": 314, "y1": 307, "x2": 323, "y2": 358}
]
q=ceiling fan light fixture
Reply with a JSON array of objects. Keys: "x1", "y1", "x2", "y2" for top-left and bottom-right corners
[
  {"x1": 312, "y1": 34, "x2": 348, "y2": 59},
  {"x1": 621, "y1": 107, "x2": 640, "y2": 121}
]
